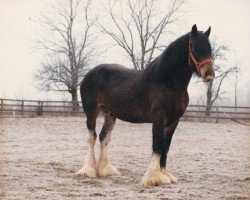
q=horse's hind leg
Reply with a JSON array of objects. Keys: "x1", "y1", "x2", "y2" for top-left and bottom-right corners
[
  {"x1": 76, "y1": 109, "x2": 98, "y2": 178},
  {"x1": 97, "y1": 113, "x2": 120, "y2": 177}
]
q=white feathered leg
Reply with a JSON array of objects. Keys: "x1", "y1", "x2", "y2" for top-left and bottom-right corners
[
  {"x1": 142, "y1": 154, "x2": 171, "y2": 186},
  {"x1": 76, "y1": 130, "x2": 97, "y2": 178},
  {"x1": 97, "y1": 115, "x2": 120, "y2": 177}
]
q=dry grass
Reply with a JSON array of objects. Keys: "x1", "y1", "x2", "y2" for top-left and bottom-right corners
[{"x1": 1, "y1": 117, "x2": 249, "y2": 199}]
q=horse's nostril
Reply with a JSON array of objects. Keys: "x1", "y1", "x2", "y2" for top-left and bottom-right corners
[
  {"x1": 205, "y1": 71, "x2": 210, "y2": 77},
  {"x1": 205, "y1": 70, "x2": 214, "y2": 78},
  {"x1": 205, "y1": 75, "x2": 214, "y2": 82}
]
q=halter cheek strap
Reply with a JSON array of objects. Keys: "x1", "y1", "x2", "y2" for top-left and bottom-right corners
[{"x1": 189, "y1": 39, "x2": 213, "y2": 76}]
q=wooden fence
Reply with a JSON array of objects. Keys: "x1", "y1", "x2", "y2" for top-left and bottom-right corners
[{"x1": 1, "y1": 98, "x2": 250, "y2": 123}]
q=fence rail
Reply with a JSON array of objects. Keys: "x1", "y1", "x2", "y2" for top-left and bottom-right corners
[{"x1": 1, "y1": 98, "x2": 250, "y2": 123}]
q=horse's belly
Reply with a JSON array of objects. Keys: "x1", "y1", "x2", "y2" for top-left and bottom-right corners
[
  {"x1": 101, "y1": 104, "x2": 151, "y2": 123},
  {"x1": 100, "y1": 90, "x2": 151, "y2": 123},
  {"x1": 115, "y1": 113, "x2": 151, "y2": 123}
]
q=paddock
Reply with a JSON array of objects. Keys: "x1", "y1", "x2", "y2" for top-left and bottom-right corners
[{"x1": 0, "y1": 117, "x2": 249, "y2": 199}]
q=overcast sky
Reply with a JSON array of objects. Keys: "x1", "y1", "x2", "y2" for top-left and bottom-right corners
[{"x1": 0, "y1": 0, "x2": 250, "y2": 104}]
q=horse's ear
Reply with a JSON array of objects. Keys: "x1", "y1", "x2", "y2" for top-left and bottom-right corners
[
  {"x1": 204, "y1": 26, "x2": 211, "y2": 38},
  {"x1": 191, "y1": 24, "x2": 198, "y2": 37}
]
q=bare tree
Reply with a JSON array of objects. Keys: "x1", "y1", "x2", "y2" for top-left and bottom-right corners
[
  {"x1": 204, "y1": 38, "x2": 236, "y2": 116},
  {"x1": 233, "y1": 61, "x2": 240, "y2": 108},
  {"x1": 34, "y1": 0, "x2": 97, "y2": 109},
  {"x1": 99, "y1": 0, "x2": 185, "y2": 70}
]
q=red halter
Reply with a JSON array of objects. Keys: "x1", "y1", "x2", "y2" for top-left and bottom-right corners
[{"x1": 189, "y1": 38, "x2": 213, "y2": 76}]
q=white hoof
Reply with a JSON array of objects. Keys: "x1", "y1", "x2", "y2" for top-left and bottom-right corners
[
  {"x1": 162, "y1": 168, "x2": 177, "y2": 183},
  {"x1": 76, "y1": 164, "x2": 97, "y2": 178},
  {"x1": 142, "y1": 170, "x2": 171, "y2": 187},
  {"x1": 97, "y1": 163, "x2": 120, "y2": 177}
]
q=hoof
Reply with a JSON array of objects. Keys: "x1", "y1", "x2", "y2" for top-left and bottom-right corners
[
  {"x1": 97, "y1": 163, "x2": 120, "y2": 177},
  {"x1": 142, "y1": 170, "x2": 171, "y2": 187},
  {"x1": 162, "y1": 169, "x2": 177, "y2": 183},
  {"x1": 76, "y1": 165, "x2": 97, "y2": 178}
]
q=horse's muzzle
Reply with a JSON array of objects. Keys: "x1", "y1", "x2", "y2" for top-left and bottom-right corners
[{"x1": 200, "y1": 64, "x2": 214, "y2": 83}]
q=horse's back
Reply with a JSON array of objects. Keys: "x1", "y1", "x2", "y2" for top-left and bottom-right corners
[
  {"x1": 80, "y1": 64, "x2": 140, "y2": 111},
  {"x1": 81, "y1": 64, "x2": 136, "y2": 90}
]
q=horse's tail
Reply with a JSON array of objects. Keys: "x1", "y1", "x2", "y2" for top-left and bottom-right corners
[
  {"x1": 80, "y1": 79, "x2": 84, "y2": 96},
  {"x1": 80, "y1": 78, "x2": 86, "y2": 112},
  {"x1": 79, "y1": 66, "x2": 101, "y2": 113}
]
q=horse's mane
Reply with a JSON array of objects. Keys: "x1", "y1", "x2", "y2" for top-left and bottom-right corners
[{"x1": 145, "y1": 33, "x2": 190, "y2": 81}]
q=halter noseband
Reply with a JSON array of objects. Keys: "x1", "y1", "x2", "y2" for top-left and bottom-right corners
[{"x1": 189, "y1": 38, "x2": 213, "y2": 76}]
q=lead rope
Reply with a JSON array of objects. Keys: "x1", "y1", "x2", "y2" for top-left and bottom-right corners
[{"x1": 216, "y1": 105, "x2": 250, "y2": 126}]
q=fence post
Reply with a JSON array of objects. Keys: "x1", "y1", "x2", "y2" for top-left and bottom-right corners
[
  {"x1": 216, "y1": 106, "x2": 219, "y2": 123},
  {"x1": 36, "y1": 101, "x2": 44, "y2": 116},
  {"x1": 0, "y1": 99, "x2": 3, "y2": 116},
  {"x1": 21, "y1": 100, "x2": 24, "y2": 116},
  {"x1": 68, "y1": 102, "x2": 71, "y2": 116},
  {"x1": 41, "y1": 101, "x2": 43, "y2": 116}
]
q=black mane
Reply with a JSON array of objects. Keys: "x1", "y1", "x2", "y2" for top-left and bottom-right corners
[{"x1": 145, "y1": 33, "x2": 190, "y2": 81}]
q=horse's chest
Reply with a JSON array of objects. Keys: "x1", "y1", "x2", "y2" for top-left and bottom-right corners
[
  {"x1": 159, "y1": 92, "x2": 189, "y2": 119},
  {"x1": 150, "y1": 89, "x2": 188, "y2": 120},
  {"x1": 173, "y1": 98, "x2": 188, "y2": 117}
]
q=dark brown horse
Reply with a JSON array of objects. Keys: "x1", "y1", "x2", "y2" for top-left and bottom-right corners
[{"x1": 76, "y1": 25, "x2": 214, "y2": 186}]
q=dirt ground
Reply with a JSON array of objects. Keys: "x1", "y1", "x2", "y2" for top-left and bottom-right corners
[{"x1": 0, "y1": 117, "x2": 249, "y2": 199}]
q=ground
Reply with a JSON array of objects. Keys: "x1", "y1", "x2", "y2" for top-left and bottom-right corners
[{"x1": 0, "y1": 117, "x2": 249, "y2": 199}]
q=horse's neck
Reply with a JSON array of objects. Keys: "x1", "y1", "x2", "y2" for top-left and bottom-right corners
[{"x1": 145, "y1": 34, "x2": 192, "y2": 90}]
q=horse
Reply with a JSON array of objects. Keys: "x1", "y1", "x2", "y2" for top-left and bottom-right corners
[{"x1": 76, "y1": 24, "x2": 214, "y2": 186}]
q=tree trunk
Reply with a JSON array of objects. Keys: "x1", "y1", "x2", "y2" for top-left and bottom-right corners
[
  {"x1": 205, "y1": 103, "x2": 211, "y2": 116},
  {"x1": 71, "y1": 88, "x2": 79, "y2": 112},
  {"x1": 205, "y1": 82, "x2": 213, "y2": 116}
]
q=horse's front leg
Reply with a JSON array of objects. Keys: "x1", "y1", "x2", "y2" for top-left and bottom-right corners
[
  {"x1": 160, "y1": 120, "x2": 179, "y2": 184},
  {"x1": 142, "y1": 119, "x2": 179, "y2": 187}
]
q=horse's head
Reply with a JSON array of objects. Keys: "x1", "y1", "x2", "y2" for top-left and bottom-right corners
[{"x1": 189, "y1": 24, "x2": 214, "y2": 82}]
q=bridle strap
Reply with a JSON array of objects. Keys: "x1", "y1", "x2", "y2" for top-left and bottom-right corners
[{"x1": 189, "y1": 38, "x2": 213, "y2": 76}]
